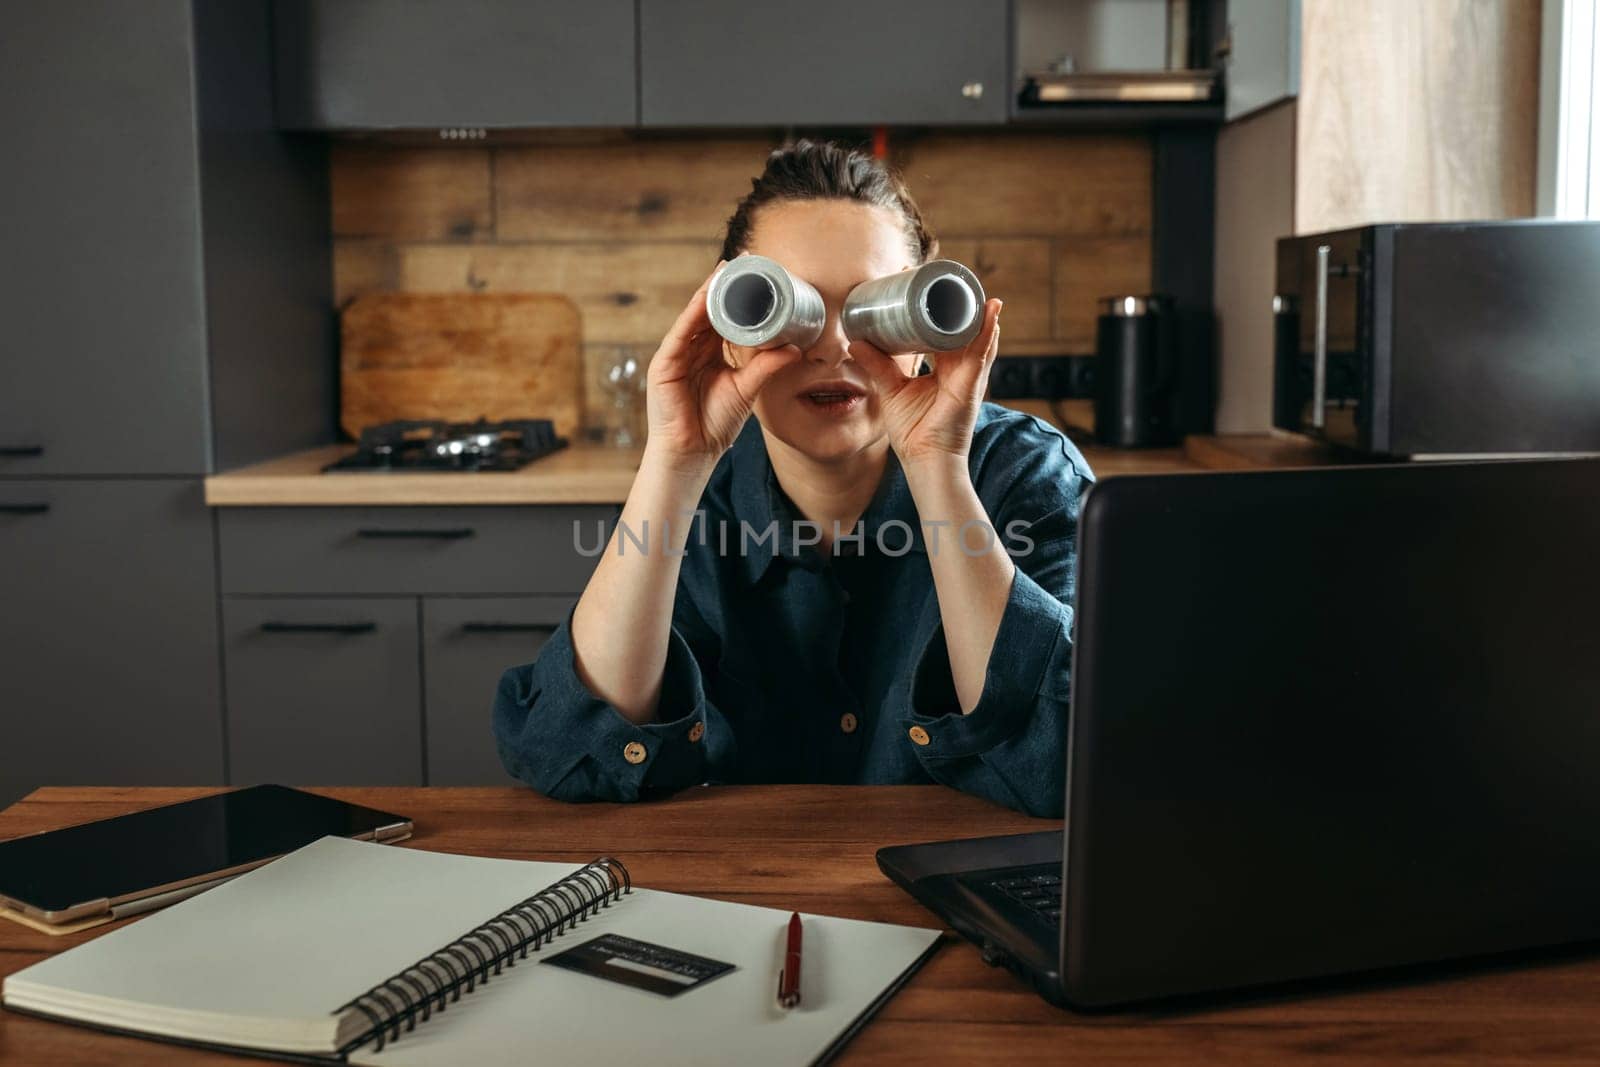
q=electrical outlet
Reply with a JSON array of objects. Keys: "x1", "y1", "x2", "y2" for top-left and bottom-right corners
[
  {"x1": 988, "y1": 356, "x2": 1096, "y2": 400},
  {"x1": 1034, "y1": 358, "x2": 1072, "y2": 398},
  {"x1": 989, "y1": 357, "x2": 1033, "y2": 398},
  {"x1": 1068, "y1": 357, "x2": 1097, "y2": 397}
]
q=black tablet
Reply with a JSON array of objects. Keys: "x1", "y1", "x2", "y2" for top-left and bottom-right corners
[{"x1": 0, "y1": 785, "x2": 412, "y2": 924}]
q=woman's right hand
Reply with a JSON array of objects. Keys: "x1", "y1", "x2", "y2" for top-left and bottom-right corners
[{"x1": 644, "y1": 260, "x2": 801, "y2": 474}]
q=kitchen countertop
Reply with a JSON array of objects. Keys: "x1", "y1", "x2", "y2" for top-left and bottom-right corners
[
  {"x1": 202, "y1": 434, "x2": 1342, "y2": 507},
  {"x1": 203, "y1": 442, "x2": 648, "y2": 506}
]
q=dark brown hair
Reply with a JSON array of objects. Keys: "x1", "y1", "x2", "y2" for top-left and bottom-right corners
[{"x1": 718, "y1": 138, "x2": 938, "y2": 264}]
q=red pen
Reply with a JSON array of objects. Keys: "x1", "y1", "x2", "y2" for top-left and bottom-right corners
[{"x1": 777, "y1": 911, "x2": 803, "y2": 1009}]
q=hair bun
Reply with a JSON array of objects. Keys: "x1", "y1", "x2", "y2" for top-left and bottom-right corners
[{"x1": 719, "y1": 138, "x2": 937, "y2": 266}]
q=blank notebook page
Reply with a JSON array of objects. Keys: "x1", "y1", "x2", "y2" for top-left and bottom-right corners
[
  {"x1": 355, "y1": 886, "x2": 942, "y2": 1067},
  {"x1": 3, "y1": 837, "x2": 580, "y2": 1051},
  {"x1": 5, "y1": 836, "x2": 942, "y2": 1065}
]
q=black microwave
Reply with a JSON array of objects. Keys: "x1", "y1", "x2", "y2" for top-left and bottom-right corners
[{"x1": 1273, "y1": 220, "x2": 1600, "y2": 456}]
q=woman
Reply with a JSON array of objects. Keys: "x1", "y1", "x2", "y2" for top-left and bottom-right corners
[{"x1": 493, "y1": 139, "x2": 1093, "y2": 818}]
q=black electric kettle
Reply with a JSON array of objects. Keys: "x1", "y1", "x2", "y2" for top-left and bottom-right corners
[{"x1": 1093, "y1": 294, "x2": 1179, "y2": 448}]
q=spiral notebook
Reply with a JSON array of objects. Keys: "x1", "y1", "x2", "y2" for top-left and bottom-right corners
[{"x1": 1, "y1": 836, "x2": 942, "y2": 1066}]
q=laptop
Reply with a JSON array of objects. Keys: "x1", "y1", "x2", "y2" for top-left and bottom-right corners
[{"x1": 878, "y1": 457, "x2": 1600, "y2": 1008}]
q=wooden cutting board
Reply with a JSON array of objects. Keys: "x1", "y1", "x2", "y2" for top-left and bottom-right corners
[{"x1": 340, "y1": 293, "x2": 583, "y2": 439}]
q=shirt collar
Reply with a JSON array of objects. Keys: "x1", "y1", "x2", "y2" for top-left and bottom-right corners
[{"x1": 728, "y1": 420, "x2": 927, "y2": 585}]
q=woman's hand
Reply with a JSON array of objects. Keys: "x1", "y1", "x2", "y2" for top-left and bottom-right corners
[
  {"x1": 847, "y1": 298, "x2": 1003, "y2": 467},
  {"x1": 645, "y1": 260, "x2": 802, "y2": 474}
]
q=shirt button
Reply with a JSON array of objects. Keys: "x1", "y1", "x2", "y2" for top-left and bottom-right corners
[
  {"x1": 623, "y1": 741, "x2": 647, "y2": 764},
  {"x1": 908, "y1": 725, "x2": 931, "y2": 746},
  {"x1": 687, "y1": 721, "x2": 706, "y2": 743},
  {"x1": 839, "y1": 712, "x2": 858, "y2": 734}
]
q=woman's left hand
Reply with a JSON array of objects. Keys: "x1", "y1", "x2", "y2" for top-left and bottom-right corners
[{"x1": 846, "y1": 298, "x2": 1002, "y2": 467}]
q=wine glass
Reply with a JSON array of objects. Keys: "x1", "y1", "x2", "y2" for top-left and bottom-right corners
[{"x1": 600, "y1": 347, "x2": 644, "y2": 448}]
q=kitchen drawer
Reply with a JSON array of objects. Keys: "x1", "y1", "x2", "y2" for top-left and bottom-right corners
[
  {"x1": 422, "y1": 596, "x2": 573, "y2": 785},
  {"x1": 217, "y1": 506, "x2": 615, "y2": 595},
  {"x1": 223, "y1": 597, "x2": 422, "y2": 786}
]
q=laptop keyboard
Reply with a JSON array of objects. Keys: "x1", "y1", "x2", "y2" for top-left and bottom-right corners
[{"x1": 986, "y1": 868, "x2": 1063, "y2": 926}]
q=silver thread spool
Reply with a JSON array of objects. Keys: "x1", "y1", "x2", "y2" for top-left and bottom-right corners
[
  {"x1": 841, "y1": 260, "x2": 985, "y2": 354},
  {"x1": 706, "y1": 254, "x2": 826, "y2": 350}
]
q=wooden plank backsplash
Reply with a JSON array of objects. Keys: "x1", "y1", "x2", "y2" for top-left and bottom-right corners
[
  {"x1": 495, "y1": 139, "x2": 775, "y2": 241},
  {"x1": 331, "y1": 132, "x2": 1153, "y2": 430}
]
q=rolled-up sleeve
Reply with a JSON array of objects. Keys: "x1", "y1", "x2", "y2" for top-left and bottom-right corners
[
  {"x1": 493, "y1": 594, "x2": 729, "y2": 802},
  {"x1": 900, "y1": 419, "x2": 1091, "y2": 818}
]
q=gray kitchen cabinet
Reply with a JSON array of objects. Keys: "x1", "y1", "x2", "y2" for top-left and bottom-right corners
[
  {"x1": 218, "y1": 506, "x2": 615, "y2": 596},
  {"x1": 213, "y1": 508, "x2": 614, "y2": 786},
  {"x1": 639, "y1": 0, "x2": 1008, "y2": 126},
  {"x1": 0, "y1": 1, "x2": 333, "y2": 477},
  {"x1": 422, "y1": 597, "x2": 574, "y2": 785},
  {"x1": 274, "y1": 0, "x2": 638, "y2": 129},
  {"x1": 1223, "y1": 0, "x2": 1301, "y2": 121},
  {"x1": 0, "y1": 481, "x2": 224, "y2": 807},
  {"x1": 1, "y1": 4, "x2": 210, "y2": 475},
  {"x1": 223, "y1": 598, "x2": 424, "y2": 786}
]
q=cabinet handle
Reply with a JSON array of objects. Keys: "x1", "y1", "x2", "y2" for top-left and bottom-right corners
[
  {"x1": 961, "y1": 81, "x2": 984, "y2": 100},
  {"x1": 259, "y1": 621, "x2": 377, "y2": 634},
  {"x1": 0, "y1": 502, "x2": 49, "y2": 515},
  {"x1": 0, "y1": 445, "x2": 43, "y2": 457},
  {"x1": 1312, "y1": 244, "x2": 1330, "y2": 431},
  {"x1": 460, "y1": 622, "x2": 557, "y2": 634},
  {"x1": 356, "y1": 527, "x2": 475, "y2": 540}
]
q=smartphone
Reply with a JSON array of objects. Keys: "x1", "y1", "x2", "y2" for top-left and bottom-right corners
[{"x1": 0, "y1": 785, "x2": 412, "y2": 924}]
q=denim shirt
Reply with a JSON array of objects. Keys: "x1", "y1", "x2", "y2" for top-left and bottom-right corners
[{"x1": 493, "y1": 402, "x2": 1095, "y2": 817}]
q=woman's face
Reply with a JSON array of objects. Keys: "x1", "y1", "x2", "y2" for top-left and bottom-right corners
[{"x1": 726, "y1": 199, "x2": 922, "y2": 463}]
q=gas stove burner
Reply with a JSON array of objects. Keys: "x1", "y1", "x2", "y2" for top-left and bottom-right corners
[
  {"x1": 322, "y1": 419, "x2": 568, "y2": 473},
  {"x1": 429, "y1": 428, "x2": 501, "y2": 460}
]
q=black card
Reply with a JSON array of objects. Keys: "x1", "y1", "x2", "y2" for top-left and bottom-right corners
[{"x1": 540, "y1": 933, "x2": 736, "y2": 997}]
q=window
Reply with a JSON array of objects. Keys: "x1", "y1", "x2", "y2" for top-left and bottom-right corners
[{"x1": 1539, "y1": 0, "x2": 1600, "y2": 218}]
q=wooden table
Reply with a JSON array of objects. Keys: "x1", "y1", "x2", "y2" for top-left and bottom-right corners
[{"x1": 8, "y1": 787, "x2": 1599, "y2": 1065}]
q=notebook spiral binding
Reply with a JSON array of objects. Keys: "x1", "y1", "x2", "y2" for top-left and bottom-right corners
[{"x1": 335, "y1": 856, "x2": 631, "y2": 1055}]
